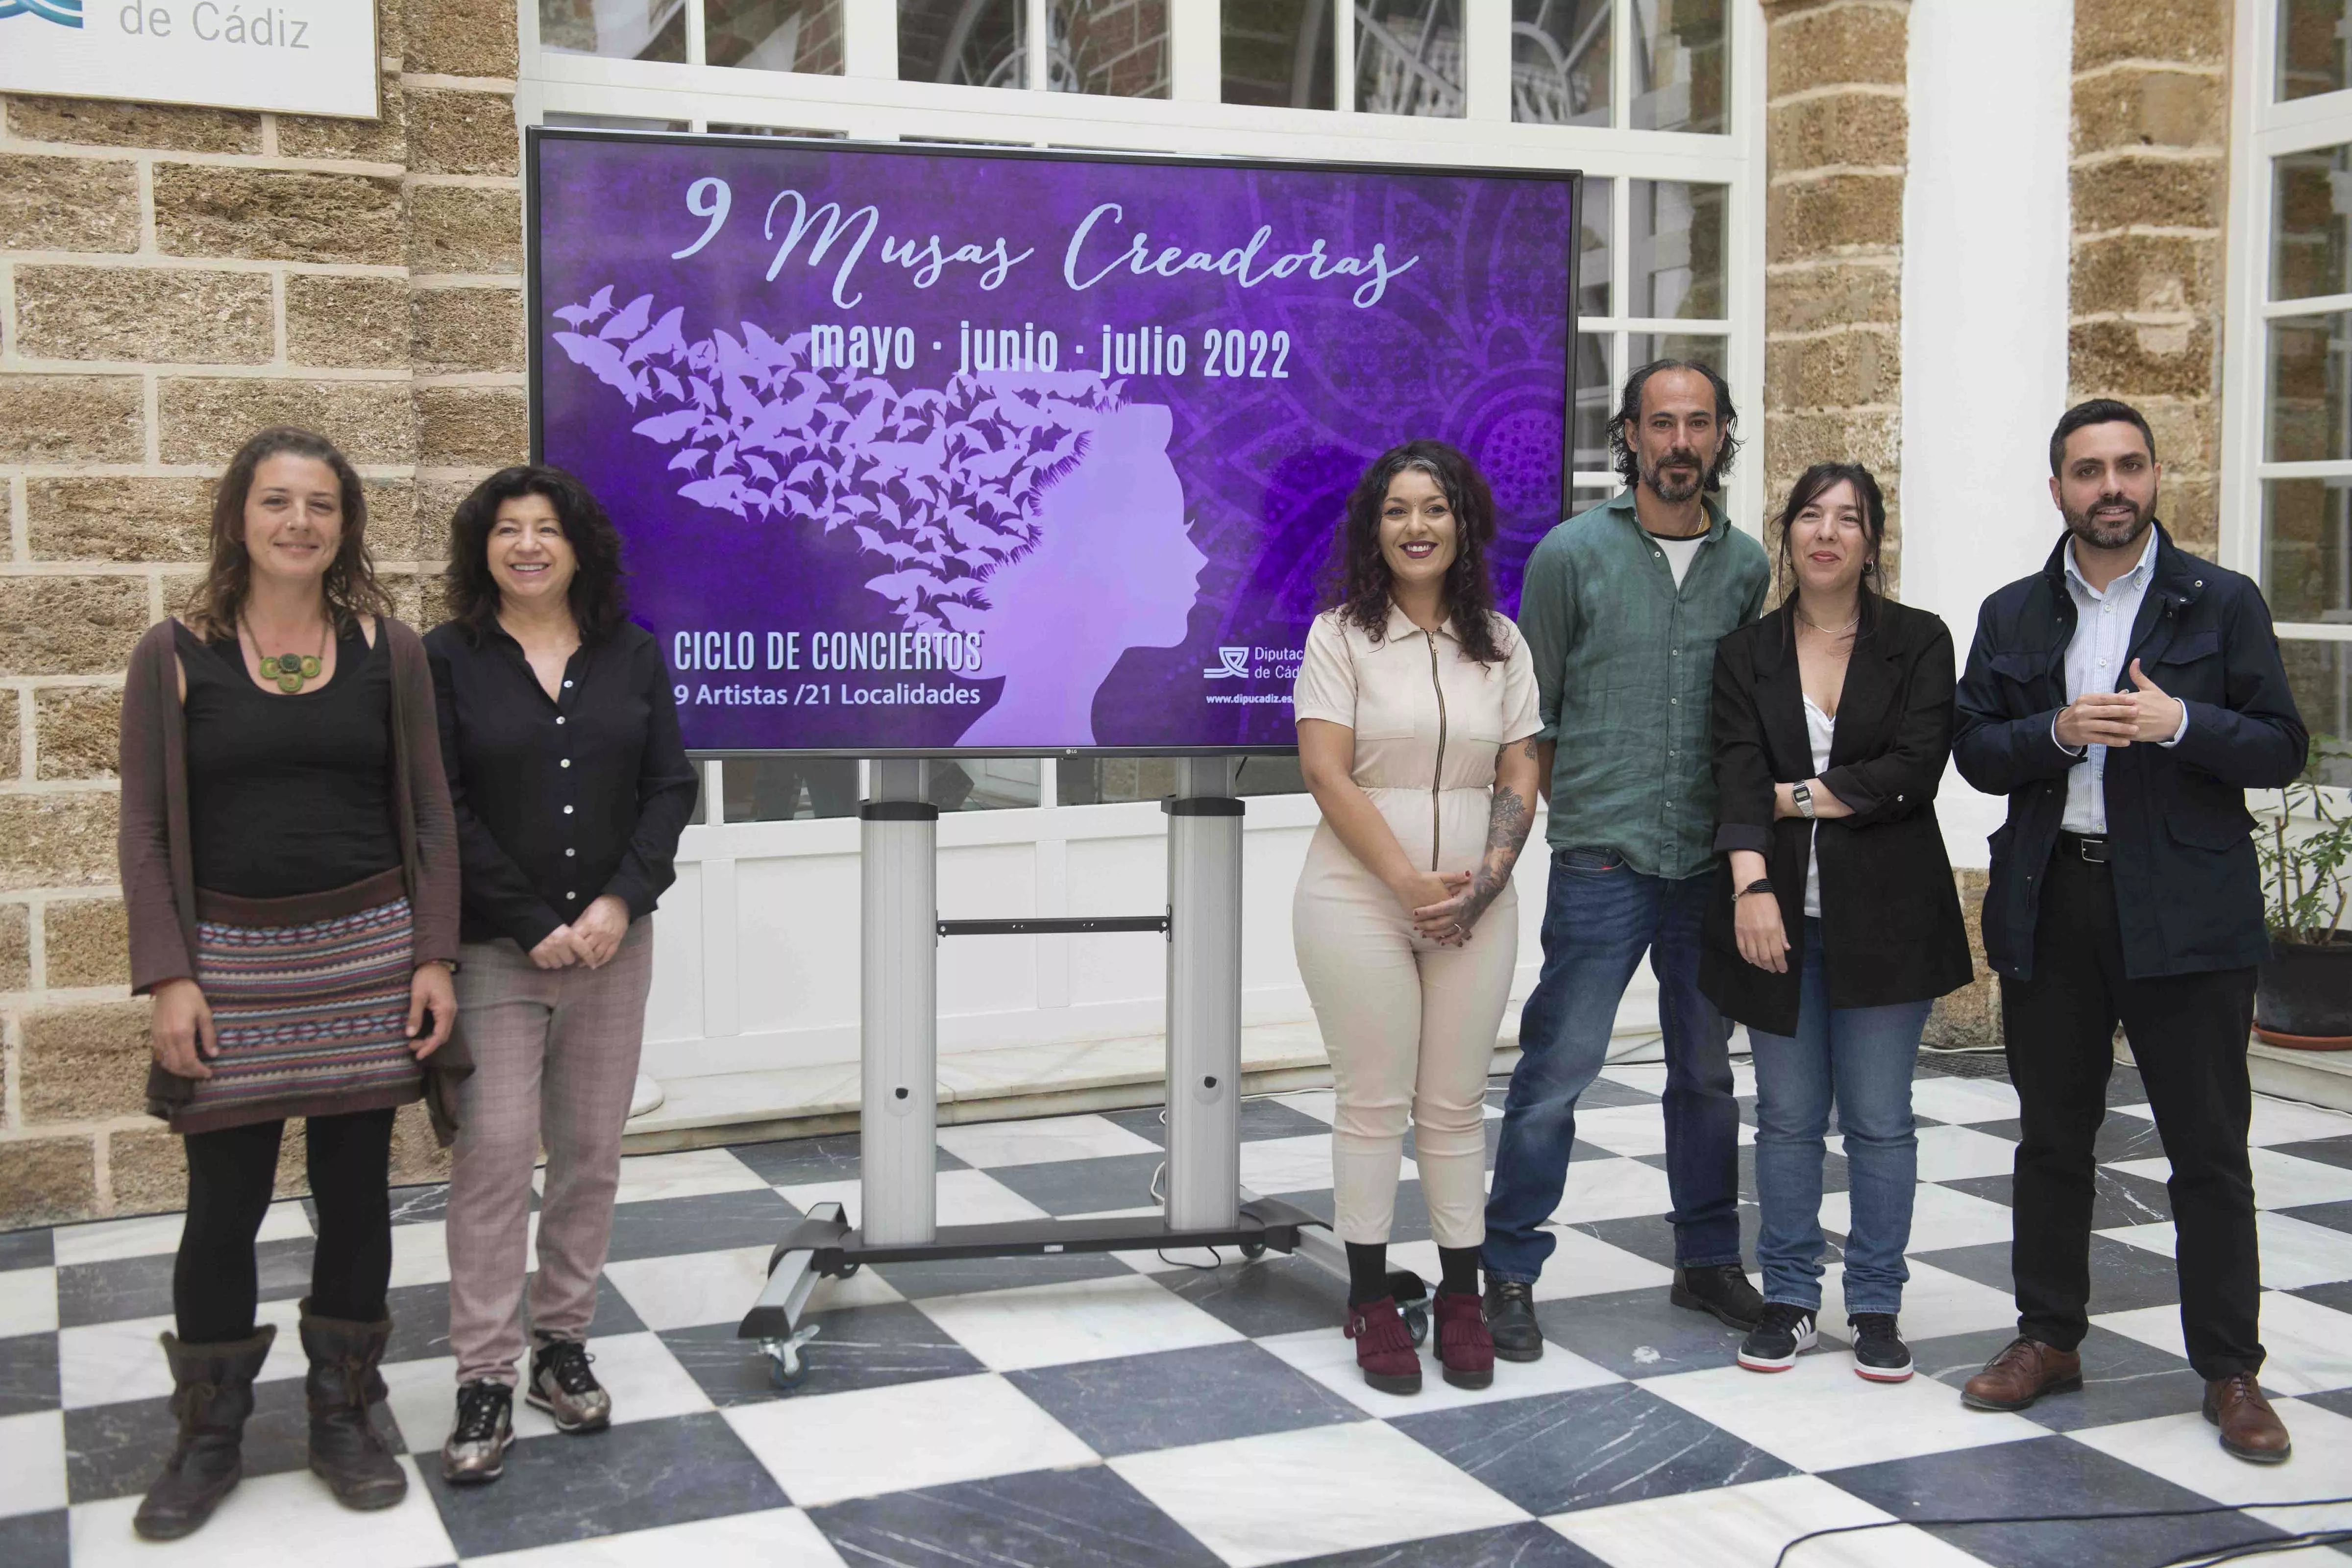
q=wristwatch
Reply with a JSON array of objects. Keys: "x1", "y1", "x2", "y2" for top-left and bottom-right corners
[
  {"x1": 1735, "y1": 878, "x2": 1774, "y2": 906},
  {"x1": 1792, "y1": 782, "x2": 1817, "y2": 820}
]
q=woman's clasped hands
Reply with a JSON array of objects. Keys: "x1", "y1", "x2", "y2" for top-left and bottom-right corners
[{"x1": 525, "y1": 893, "x2": 631, "y2": 970}]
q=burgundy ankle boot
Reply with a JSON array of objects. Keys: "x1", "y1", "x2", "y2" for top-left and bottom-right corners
[
  {"x1": 1345, "y1": 1296, "x2": 1422, "y2": 1396},
  {"x1": 1433, "y1": 1290, "x2": 1494, "y2": 1389}
]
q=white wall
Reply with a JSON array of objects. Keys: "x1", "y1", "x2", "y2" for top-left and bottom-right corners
[{"x1": 1899, "y1": 0, "x2": 2076, "y2": 869}]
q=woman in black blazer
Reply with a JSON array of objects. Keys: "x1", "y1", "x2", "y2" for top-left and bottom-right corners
[{"x1": 1701, "y1": 462, "x2": 1974, "y2": 1385}]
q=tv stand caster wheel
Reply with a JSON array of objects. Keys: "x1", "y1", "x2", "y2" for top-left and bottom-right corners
[
  {"x1": 761, "y1": 1323, "x2": 822, "y2": 1390},
  {"x1": 1387, "y1": 1269, "x2": 1430, "y2": 1348}
]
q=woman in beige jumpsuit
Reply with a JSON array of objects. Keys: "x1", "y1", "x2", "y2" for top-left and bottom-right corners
[{"x1": 1295, "y1": 440, "x2": 1544, "y2": 1396}]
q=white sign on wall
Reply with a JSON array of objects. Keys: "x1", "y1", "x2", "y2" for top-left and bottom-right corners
[{"x1": 0, "y1": 1, "x2": 380, "y2": 120}]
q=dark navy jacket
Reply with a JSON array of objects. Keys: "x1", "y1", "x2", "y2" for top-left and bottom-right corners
[{"x1": 1952, "y1": 524, "x2": 2306, "y2": 982}]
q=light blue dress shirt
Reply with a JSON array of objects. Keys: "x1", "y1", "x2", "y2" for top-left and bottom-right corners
[{"x1": 2053, "y1": 530, "x2": 2189, "y2": 833}]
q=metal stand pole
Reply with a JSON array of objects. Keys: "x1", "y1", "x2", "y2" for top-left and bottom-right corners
[
  {"x1": 860, "y1": 758, "x2": 936, "y2": 1246},
  {"x1": 1163, "y1": 757, "x2": 1243, "y2": 1232}
]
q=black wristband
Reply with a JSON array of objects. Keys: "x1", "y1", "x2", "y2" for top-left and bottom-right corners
[{"x1": 1734, "y1": 878, "x2": 1774, "y2": 902}]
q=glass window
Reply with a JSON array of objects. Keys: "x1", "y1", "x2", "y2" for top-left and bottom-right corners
[
  {"x1": 2265, "y1": 478, "x2": 2352, "y2": 625},
  {"x1": 707, "y1": 123, "x2": 849, "y2": 137},
  {"x1": 2279, "y1": 1, "x2": 2350, "y2": 103},
  {"x1": 1579, "y1": 175, "x2": 1614, "y2": 319},
  {"x1": 543, "y1": 112, "x2": 690, "y2": 131},
  {"x1": 1060, "y1": 756, "x2": 1300, "y2": 804},
  {"x1": 1629, "y1": 331, "x2": 1729, "y2": 378},
  {"x1": 708, "y1": 0, "x2": 845, "y2": 73},
  {"x1": 540, "y1": 0, "x2": 686, "y2": 62},
  {"x1": 2282, "y1": 640, "x2": 2352, "y2": 784},
  {"x1": 1631, "y1": 0, "x2": 1728, "y2": 134},
  {"x1": 900, "y1": 0, "x2": 1029, "y2": 86},
  {"x1": 1631, "y1": 179, "x2": 1728, "y2": 319},
  {"x1": 1222, "y1": 0, "x2": 1335, "y2": 109},
  {"x1": 1512, "y1": 0, "x2": 1611, "y2": 126},
  {"x1": 2272, "y1": 143, "x2": 2352, "y2": 303},
  {"x1": 1051, "y1": 0, "x2": 1170, "y2": 98},
  {"x1": 1356, "y1": 0, "x2": 1465, "y2": 118},
  {"x1": 722, "y1": 757, "x2": 861, "y2": 821},
  {"x1": 936, "y1": 759, "x2": 1043, "y2": 809},
  {"x1": 1574, "y1": 332, "x2": 1615, "y2": 476},
  {"x1": 2268, "y1": 314, "x2": 2352, "y2": 463}
]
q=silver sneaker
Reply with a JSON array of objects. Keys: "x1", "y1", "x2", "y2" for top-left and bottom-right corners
[
  {"x1": 527, "y1": 1337, "x2": 611, "y2": 1433},
  {"x1": 440, "y1": 1380, "x2": 513, "y2": 1485}
]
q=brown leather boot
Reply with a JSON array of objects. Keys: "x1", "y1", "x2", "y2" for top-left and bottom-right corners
[
  {"x1": 2205, "y1": 1373, "x2": 2292, "y2": 1464},
  {"x1": 299, "y1": 1299, "x2": 408, "y2": 1510},
  {"x1": 1960, "y1": 1335, "x2": 2082, "y2": 1411},
  {"x1": 133, "y1": 1325, "x2": 276, "y2": 1541}
]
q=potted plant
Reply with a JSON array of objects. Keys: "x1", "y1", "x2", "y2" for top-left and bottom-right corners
[{"x1": 2255, "y1": 737, "x2": 2352, "y2": 1049}]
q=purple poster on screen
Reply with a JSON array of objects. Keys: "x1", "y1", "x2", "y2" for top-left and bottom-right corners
[{"x1": 531, "y1": 131, "x2": 1577, "y2": 753}]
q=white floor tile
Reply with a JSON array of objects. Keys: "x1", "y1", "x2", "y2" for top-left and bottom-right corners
[
  {"x1": 2068, "y1": 1399, "x2": 2352, "y2": 1536},
  {"x1": 1596, "y1": 1065, "x2": 1669, "y2": 1097},
  {"x1": 935, "y1": 1113, "x2": 1160, "y2": 1168},
  {"x1": 49, "y1": 1200, "x2": 314, "y2": 1268},
  {"x1": 595, "y1": 1148, "x2": 773, "y2": 1206},
  {"x1": 1551, "y1": 1155, "x2": 1678, "y2": 1223},
  {"x1": 1821, "y1": 1180, "x2": 2015, "y2": 1252},
  {"x1": 1907, "y1": 1075, "x2": 2023, "y2": 1126},
  {"x1": 68, "y1": 1457, "x2": 454, "y2": 1568},
  {"x1": 1514, "y1": 1228, "x2": 1676, "y2": 1301},
  {"x1": 465, "y1": 1507, "x2": 849, "y2": 1567},
  {"x1": 504, "y1": 1330, "x2": 714, "y2": 1438},
  {"x1": 604, "y1": 1244, "x2": 777, "y2": 1332},
  {"x1": 1814, "y1": 1258, "x2": 2019, "y2": 1346},
  {"x1": 725, "y1": 1372, "x2": 1095, "y2": 1507},
  {"x1": 2113, "y1": 1148, "x2": 2352, "y2": 1212},
  {"x1": 0, "y1": 1266, "x2": 58, "y2": 1338},
  {"x1": 377, "y1": 1353, "x2": 459, "y2": 1459},
  {"x1": 58, "y1": 1298, "x2": 308, "y2": 1409},
  {"x1": 2097, "y1": 1292, "x2": 2352, "y2": 1396},
  {"x1": 914, "y1": 1272, "x2": 1241, "y2": 1372},
  {"x1": 2098, "y1": 1210, "x2": 2352, "y2": 1292},
  {"x1": 777, "y1": 1170, "x2": 1052, "y2": 1231},
  {"x1": 1255, "y1": 1322, "x2": 1618, "y2": 1418},
  {"x1": 1111, "y1": 1420, "x2": 1526, "y2": 1568},
  {"x1": 1239, "y1": 1133, "x2": 1416, "y2": 1196},
  {"x1": 2112, "y1": 1096, "x2": 2352, "y2": 1150},
  {"x1": 1269, "y1": 1089, "x2": 1337, "y2": 1124},
  {"x1": 1547, "y1": 1472, "x2": 1989, "y2": 1568},
  {"x1": 1903, "y1": 1125, "x2": 2024, "y2": 1184},
  {"x1": 1643, "y1": 1346, "x2": 2043, "y2": 1472},
  {"x1": 0, "y1": 1409, "x2": 66, "y2": 1518}
]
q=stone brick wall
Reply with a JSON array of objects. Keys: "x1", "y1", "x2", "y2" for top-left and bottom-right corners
[
  {"x1": 0, "y1": 0, "x2": 528, "y2": 1228},
  {"x1": 2069, "y1": 0, "x2": 2230, "y2": 558}
]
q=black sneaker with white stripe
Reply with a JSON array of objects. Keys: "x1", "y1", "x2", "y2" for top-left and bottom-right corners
[
  {"x1": 1848, "y1": 1313, "x2": 1913, "y2": 1382},
  {"x1": 1736, "y1": 1302, "x2": 1817, "y2": 1372}
]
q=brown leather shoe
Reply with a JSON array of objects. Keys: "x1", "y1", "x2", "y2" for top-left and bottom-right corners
[
  {"x1": 1960, "y1": 1335, "x2": 2082, "y2": 1411},
  {"x1": 2205, "y1": 1373, "x2": 2292, "y2": 1464}
]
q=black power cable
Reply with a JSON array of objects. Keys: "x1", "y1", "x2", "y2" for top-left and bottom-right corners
[{"x1": 1770, "y1": 1496, "x2": 2352, "y2": 1568}]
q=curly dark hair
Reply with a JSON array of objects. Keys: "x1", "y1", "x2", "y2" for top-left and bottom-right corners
[
  {"x1": 1608, "y1": 357, "x2": 1743, "y2": 493},
  {"x1": 1772, "y1": 461, "x2": 1887, "y2": 641},
  {"x1": 186, "y1": 427, "x2": 390, "y2": 640},
  {"x1": 443, "y1": 465, "x2": 630, "y2": 644},
  {"x1": 1326, "y1": 441, "x2": 1505, "y2": 666}
]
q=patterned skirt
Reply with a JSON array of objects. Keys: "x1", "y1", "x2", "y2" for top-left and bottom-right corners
[{"x1": 158, "y1": 867, "x2": 425, "y2": 1135}]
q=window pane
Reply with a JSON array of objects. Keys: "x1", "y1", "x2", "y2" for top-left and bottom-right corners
[
  {"x1": 2267, "y1": 479, "x2": 2352, "y2": 626},
  {"x1": 1050, "y1": 0, "x2": 1170, "y2": 97},
  {"x1": 1632, "y1": 0, "x2": 1728, "y2": 133},
  {"x1": 1060, "y1": 756, "x2": 1300, "y2": 804},
  {"x1": 2281, "y1": 641, "x2": 2352, "y2": 784},
  {"x1": 1629, "y1": 331, "x2": 1728, "y2": 380},
  {"x1": 708, "y1": 0, "x2": 845, "y2": 72},
  {"x1": 722, "y1": 757, "x2": 860, "y2": 820},
  {"x1": 1579, "y1": 174, "x2": 1614, "y2": 319},
  {"x1": 1632, "y1": 179, "x2": 1728, "y2": 319},
  {"x1": 707, "y1": 123, "x2": 849, "y2": 137},
  {"x1": 1512, "y1": 0, "x2": 1611, "y2": 126},
  {"x1": 686, "y1": 757, "x2": 714, "y2": 824},
  {"x1": 933, "y1": 759, "x2": 1042, "y2": 810},
  {"x1": 2272, "y1": 144, "x2": 2352, "y2": 302},
  {"x1": 2279, "y1": 0, "x2": 2350, "y2": 102},
  {"x1": 900, "y1": 0, "x2": 1028, "y2": 86},
  {"x1": 1234, "y1": 755, "x2": 1306, "y2": 796},
  {"x1": 2269, "y1": 315, "x2": 2352, "y2": 463},
  {"x1": 539, "y1": 0, "x2": 686, "y2": 61},
  {"x1": 1357, "y1": 0, "x2": 1465, "y2": 118},
  {"x1": 1574, "y1": 332, "x2": 1614, "y2": 476},
  {"x1": 543, "y1": 112, "x2": 690, "y2": 131},
  {"x1": 1222, "y1": 0, "x2": 1335, "y2": 108}
]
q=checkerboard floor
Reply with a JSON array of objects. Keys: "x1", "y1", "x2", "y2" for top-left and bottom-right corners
[{"x1": 7, "y1": 1056, "x2": 2352, "y2": 1567}]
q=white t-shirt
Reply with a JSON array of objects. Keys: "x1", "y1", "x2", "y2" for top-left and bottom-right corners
[
  {"x1": 1648, "y1": 531, "x2": 1705, "y2": 588},
  {"x1": 1802, "y1": 694, "x2": 1835, "y2": 919}
]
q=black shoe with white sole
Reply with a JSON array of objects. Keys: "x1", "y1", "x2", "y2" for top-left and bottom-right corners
[
  {"x1": 1736, "y1": 1302, "x2": 1818, "y2": 1372},
  {"x1": 1848, "y1": 1313, "x2": 1913, "y2": 1382}
]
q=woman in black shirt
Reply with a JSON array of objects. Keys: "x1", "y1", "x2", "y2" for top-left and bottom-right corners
[{"x1": 424, "y1": 466, "x2": 697, "y2": 1483}]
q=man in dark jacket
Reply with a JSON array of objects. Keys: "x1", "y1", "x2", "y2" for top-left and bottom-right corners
[{"x1": 1952, "y1": 398, "x2": 2307, "y2": 1464}]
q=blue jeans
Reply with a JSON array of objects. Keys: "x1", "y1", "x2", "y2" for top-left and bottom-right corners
[
  {"x1": 1483, "y1": 848, "x2": 1741, "y2": 1282},
  {"x1": 1748, "y1": 920, "x2": 1930, "y2": 1317}
]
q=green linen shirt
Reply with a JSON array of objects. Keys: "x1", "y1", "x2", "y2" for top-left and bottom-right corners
[{"x1": 1519, "y1": 489, "x2": 1771, "y2": 880}]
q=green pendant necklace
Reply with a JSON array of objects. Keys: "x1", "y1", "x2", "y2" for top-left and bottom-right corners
[{"x1": 246, "y1": 617, "x2": 329, "y2": 693}]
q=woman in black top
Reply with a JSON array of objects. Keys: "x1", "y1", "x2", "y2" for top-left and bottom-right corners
[
  {"x1": 1701, "y1": 463, "x2": 1973, "y2": 1384},
  {"x1": 425, "y1": 466, "x2": 697, "y2": 1484}
]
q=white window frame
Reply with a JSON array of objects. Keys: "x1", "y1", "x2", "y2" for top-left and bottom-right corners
[{"x1": 2223, "y1": 0, "x2": 2352, "y2": 652}]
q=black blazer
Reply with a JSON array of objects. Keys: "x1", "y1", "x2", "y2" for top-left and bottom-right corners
[
  {"x1": 1953, "y1": 525, "x2": 2306, "y2": 981},
  {"x1": 1700, "y1": 597, "x2": 1975, "y2": 1036}
]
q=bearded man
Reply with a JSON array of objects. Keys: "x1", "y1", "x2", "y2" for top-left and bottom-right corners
[
  {"x1": 1481, "y1": 360, "x2": 1772, "y2": 1357},
  {"x1": 1952, "y1": 399, "x2": 2307, "y2": 1463}
]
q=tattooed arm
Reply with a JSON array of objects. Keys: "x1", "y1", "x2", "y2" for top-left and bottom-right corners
[{"x1": 1412, "y1": 735, "x2": 1544, "y2": 944}]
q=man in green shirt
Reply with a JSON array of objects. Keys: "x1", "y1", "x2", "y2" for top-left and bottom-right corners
[{"x1": 1482, "y1": 361, "x2": 1772, "y2": 1358}]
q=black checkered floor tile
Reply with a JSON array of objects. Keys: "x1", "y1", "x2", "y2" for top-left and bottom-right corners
[{"x1": 5, "y1": 1058, "x2": 2352, "y2": 1566}]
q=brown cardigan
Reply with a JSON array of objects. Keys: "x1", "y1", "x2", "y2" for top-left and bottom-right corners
[{"x1": 120, "y1": 616, "x2": 472, "y2": 1134}]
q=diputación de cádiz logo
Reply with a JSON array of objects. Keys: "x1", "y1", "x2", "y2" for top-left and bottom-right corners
[
  {"x1": 1203, "y1": 647, "x2": 1250, "y2": 680},
  {"x1": 0, "y1": 0, "x2": 84, "y2": 25}
]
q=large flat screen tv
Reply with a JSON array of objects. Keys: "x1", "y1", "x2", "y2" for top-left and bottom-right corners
[{"x1": 529, "y1": 129, "x2": 1578, "y2": 756}]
